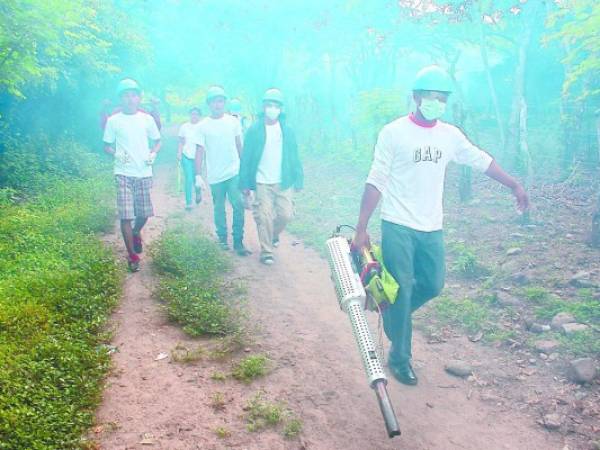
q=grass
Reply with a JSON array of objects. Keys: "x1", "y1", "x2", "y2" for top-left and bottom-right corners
[
  {"x1": 243, "y1": 392, "x2": 303, "y2": 439},
  {"x1": 170, "y1": 343, "x2": 205, "y2": 363},
  {"x1": 283, "y1": 418, "x2": 303, "y2": 439},
  {"x1": 522, "y1": 286, "x2": 600, "y2": 324},
  {"x1": 245, "y1": 393, "x2": 284, "y2": 432},
  {"x1": 0, "y1": 139, "x2": 121, "y2": 448},
  {"x1": 210, "y1": 371, "x2": 227, "y2": 381},
  {"x1": 430, "y1": 295, "x2": 494, "y2": 334},
  {"x1": 214, "y1": 426, "x2": 231, "y2": 439},
  {"x1": 151, "y1": 222, "x2": 247, "y2": 337},
  {"x1": 210, "y1": 392, "x2": 227, "y2": 412},
  {"x1": 447, "y1": 242, "x2": 489, "y2": 279},
  {"x1": 231, "y1": 354, "x2": 270, "y2": 383}
]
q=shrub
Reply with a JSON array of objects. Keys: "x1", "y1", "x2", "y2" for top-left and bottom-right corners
[{"x1": 0, "y1": 140, "x2": 120, "y2": 448}]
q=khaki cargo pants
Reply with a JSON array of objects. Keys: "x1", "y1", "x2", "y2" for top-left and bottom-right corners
[{"x1": 252, "y1": 183, "x2": 294, "y2": 257}]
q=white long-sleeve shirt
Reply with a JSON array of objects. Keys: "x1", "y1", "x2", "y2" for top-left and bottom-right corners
[{"x1": 366, "y1": 115, "x2": 493, "y2": 232}]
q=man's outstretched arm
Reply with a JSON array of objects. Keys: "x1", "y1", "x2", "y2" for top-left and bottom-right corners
[{"x1": 485, "y1": 160, "x2": 530, "y2": 212}]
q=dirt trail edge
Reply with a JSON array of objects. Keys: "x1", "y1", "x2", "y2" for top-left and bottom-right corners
[{"x1": 95, "y1": 168, "x2": 565, "y2": 450}]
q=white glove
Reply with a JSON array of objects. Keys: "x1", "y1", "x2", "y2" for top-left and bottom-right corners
[
  {"x1": 146, "y1": 151, "x2": 157, "y2": 166},
  {"x1": 195, "y1": 175, "x2": 207, "y2": 190}
]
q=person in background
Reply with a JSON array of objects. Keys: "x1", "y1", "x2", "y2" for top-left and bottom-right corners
[
  {"x1": 177, "y1": 107, "x2": 204, "y2": 210},
  {"x1": 103, "y1": 78, "x2": 161, "y2": 272},
  {"x1": 239, "y1": 88, "x2": 303, "y2": 265},
  {"x1": 194, "y1": 86, "x2": 251, "y2": 256},
  {"x1": 101, "y1": 95, "x2": 161, "y2": 131},
  {"x1": 229, "y1": 97, "x2": 251, "y2": 135},
  {"x1": 352, "y1": 66, "x2": 529, "y2": 386}
]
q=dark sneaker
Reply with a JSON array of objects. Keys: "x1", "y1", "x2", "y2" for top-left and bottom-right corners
[
  {"x1": 133, "y1": 234, "x2": 143, "y2": 254},
  {"x1": 389, "y1": 362, "x2": 418, "y2": 386},
  {"x1": 128, "y1": 254, "x2": 141, "y2": 272},
  {"x1": 272, "y1": 237, "x2": 280, "y2": 248},
  {"x1": 260, "y1": 255, "x2": 275, "y2": 265},
  {"x1": 234, "y1": 244, "x2": 252, "y2": 256},
  {"x1": 185, "y1": 205, "x2": 192, "y2": 211}
]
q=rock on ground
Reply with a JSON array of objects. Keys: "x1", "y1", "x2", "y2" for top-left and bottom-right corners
[
  {"x1": 551, "y1": 312, "x2": 576, "y2": 330},
  {"x1": 568, "y1": 358, "x2": 597, "y2": 384},
  {"x1": 444, "y1": 360, "x2": 473, "y2": 378},
  {"x1": 561, "y1": 323, "x2": 589, "y2": 334}
]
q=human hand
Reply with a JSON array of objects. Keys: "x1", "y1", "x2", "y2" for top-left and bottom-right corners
[
  {"x1": 512, "y1": 184, "x2": 529, "y2": 213},
  {"x1": 195, "y1": 175, "x2": 206, "y2": 190},
  {"x1": 146, "y1": 152, "x2": 157, "y2": 166},
  {"x1": 351, "y1": 228, "x2": 371, "y2": 252},
  {"x1": 177, "y1": 152, "x2": 182, "y2": 161}
]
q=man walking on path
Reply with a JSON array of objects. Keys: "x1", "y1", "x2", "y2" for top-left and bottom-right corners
[
  {"x1": 239, "y1": 88, "x2": 303, "y2": 265},
  {"x1": 352, "y1": 66, "x2": 529, "y2": 386},
  {"x1": 195, "y1": 86, "x2": 251, "y2": 256},
  {"x1": 103, "y1": 78, "x2": 161, "y2": 272},
  {"x1": 178, "y1": 107, "x2": 203, "y2": 210}
]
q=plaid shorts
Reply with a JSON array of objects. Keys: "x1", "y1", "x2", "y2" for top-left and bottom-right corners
[{"x1": 115, "y1": 175, "x2": 154, "y2": 220}]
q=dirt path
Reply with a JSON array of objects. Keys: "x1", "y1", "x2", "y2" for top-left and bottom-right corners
[{"x1": 95, "y1": 167, "x2": 567, "y2": 449}]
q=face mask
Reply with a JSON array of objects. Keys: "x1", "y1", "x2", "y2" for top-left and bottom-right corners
[
  {"x1": 265, "y1": 106, "x2": 281, "y2": 121},
  {"x1": 419, "y1": 98, "x2": 446, "y2": 121}
]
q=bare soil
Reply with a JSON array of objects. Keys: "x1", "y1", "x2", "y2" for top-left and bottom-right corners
[{"x1": 93, "y1": 166, "x2": 579, "y2": 450}]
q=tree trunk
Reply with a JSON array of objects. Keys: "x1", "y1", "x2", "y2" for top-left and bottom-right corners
[
  {"x1": 478, "y1": 20, "x2": 505, "y2": 150},
  {"x1": 591, "y1": 191, "x2": 600, "y2": 248},
  {"x1": 506, "y1": 25, "x2": 531, "y2": 172}
]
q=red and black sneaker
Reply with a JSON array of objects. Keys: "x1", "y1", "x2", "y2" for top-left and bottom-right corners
[
  {"x1": 133, "y1": 234, "x2": 143, "y2": 254},
  {"x1": 128, "y1": 253, "x2": 141, "y2": 272}
]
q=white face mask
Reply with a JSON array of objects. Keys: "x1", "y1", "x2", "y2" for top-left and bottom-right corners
[
  {"x1": 419, "y1": 98, "x2": 446, "y2": 121},
  {"x1": 265, "y1": 106, "x2": 281, "y2": 121}
]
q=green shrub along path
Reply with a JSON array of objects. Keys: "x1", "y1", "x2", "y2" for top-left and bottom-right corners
[{"x1": 0, "y1": 138, "x2": 122, "y2": 449}]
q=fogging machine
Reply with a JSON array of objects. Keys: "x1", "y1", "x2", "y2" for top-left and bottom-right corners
[{"x1": 326, "y1": 229, "x2": 401, "y2": 438}]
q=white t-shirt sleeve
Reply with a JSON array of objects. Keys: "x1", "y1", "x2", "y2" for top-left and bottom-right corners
[
  {"x1": 178, "y1": 123, "x2": 186, "y2": 138},
  {"x1": 103, "y1": 117, "x2": 116, "y2": 144},
  {"x1": 366, "y1": 126, "x2": 394, "y2": 193},
  {"x1": 452, "y1": 128, "x2": 493, "y2": 172},
  {"x1": 146, "y1": 115, "x2": 161, "y2": 140}
]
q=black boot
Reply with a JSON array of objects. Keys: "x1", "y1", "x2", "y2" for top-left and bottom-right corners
[{"x1": 389, "y1": 361, "x2": 418, "y2": 386}]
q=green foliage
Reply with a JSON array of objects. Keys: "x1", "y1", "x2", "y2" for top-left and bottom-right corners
[
  {"x1": 151, "y1": 223, "x2": 246, "y2": 337},
  {"x1": 231, "y1": 355, "x2": 270, "y2": 383},
  {"x1": 283, "y1": 418, "x2": 303, "y2": 439},
  {"x1": 0, "y1": 144, "x2": 120, "y2": 448},
  {"x1": 447, "y1": 242, "x2": 489, "y2": 279},
  {"x1": 214, "y1": 426, "x2": 231, "y2": 439},
  {"x1": 0, "y1": 0, "x2": 149, "y2": 98},
  {"x1": 546, "y1": 0, "x2": 600, "y2": 98},
  {"x1": 245, "y1": 393, "x2": 284, "y2": 432},
  {"x1": 522, "y1": 287, "x2": 600, "y2": 324},
  {"x1": 558, "y1": 329, "x2": 600, "y2": 357},
  {"x1": 432, "y1": 295, "x2": 492, "y2": 334}
]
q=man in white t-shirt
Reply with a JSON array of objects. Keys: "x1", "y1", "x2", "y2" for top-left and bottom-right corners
[
  {"x1": 352, "y1": 66, "x2": 529, "y2": 386},
  {"x1": 239, "y1": 88, "x2": 303, "y2": 265},
  {"x1": 103, "y1": 78, "x2": 161, "y2": 272},
  {"x1": 195, "y1": 86, "x2": 251, "y2": 256},
  {"x1": 178, "y1": 107, "x2": 203, "y2": 210}
]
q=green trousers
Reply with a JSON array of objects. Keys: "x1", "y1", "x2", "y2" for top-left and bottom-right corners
[
  {"x1": 381, "y1": 220, "x2": 445, "y2": 366},
  {"x1": 210, "y1": 175, "x2": 244, "y2": 245}
]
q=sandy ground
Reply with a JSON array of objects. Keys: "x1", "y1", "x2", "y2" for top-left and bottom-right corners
[{"x1": 94, "y1": 167, "x2": 568, "y2": 449}]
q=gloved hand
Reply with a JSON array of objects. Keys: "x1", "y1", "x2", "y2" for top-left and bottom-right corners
[{"x1": 195, "y1": 175, "x2": 207, "y2": 190}]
